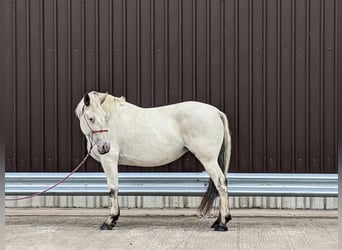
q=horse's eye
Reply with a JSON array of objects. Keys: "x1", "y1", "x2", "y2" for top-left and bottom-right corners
[{"x1": 89, "y1": 117, "x2": 94, "y2": 123}]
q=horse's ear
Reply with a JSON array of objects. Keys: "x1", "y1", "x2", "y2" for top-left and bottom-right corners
[
  {"x1": 99, "y1": 92, "x2": 109, "y2": 104},
  {"x1": 84, "y1": 93, "x2": 90, "y2": 106}
]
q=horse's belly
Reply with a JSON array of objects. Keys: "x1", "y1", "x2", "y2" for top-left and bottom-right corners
[{"x1": 118, "y1": 146, "x2": 187, "y2": 167}]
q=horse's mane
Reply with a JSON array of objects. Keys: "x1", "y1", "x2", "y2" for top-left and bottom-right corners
[
  {"x1": 75, "y1": 92, "x2": 126, "y2": 119},
  {"x1": 104, "y1": 95, "x2": 126, "y2": 106},
  {"x1": 101, "y1": 94, "x2": 126, "y2": 114}
]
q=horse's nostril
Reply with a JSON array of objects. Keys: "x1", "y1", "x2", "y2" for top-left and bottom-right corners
[{"x1": 101, "y1": 144, "x2": 110, "y2": 153}]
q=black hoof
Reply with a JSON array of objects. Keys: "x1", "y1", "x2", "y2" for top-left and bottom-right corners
[
  {"x1": 210, "y1": 219, "x2": 220, "y2": 229},
  {"x1": 100, "y1": 222, "x2": 115, "y2": 230},
  {"x1": 214, "y1": 224, "x2": 228, "y2": 232},
  {"x1": 211, "y1": 214, "x2": 232, "y2": 229},
  {"x1": 226, "y1": 214, "x2": 232, "y2": 223}
]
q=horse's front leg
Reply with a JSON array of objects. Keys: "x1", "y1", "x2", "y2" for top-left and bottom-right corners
[{"x1": 99, "y1": 154, "x2": 120, "y2": 230}]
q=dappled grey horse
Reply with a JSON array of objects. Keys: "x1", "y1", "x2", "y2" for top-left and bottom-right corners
[{"x1": 76, "y1": 91, "x2": 232, "y2": 231}]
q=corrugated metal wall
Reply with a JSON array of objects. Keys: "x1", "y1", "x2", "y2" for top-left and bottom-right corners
[{"x1": 3, "y1": 0, "x2": 338, "y2": 173}]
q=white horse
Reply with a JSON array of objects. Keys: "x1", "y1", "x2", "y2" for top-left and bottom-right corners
[{"x1": 76, "y1": 91, "x2": 232, "y2": 231}]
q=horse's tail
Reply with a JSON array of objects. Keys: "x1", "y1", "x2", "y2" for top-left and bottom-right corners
[
  {"x1": 218, "y1": 111, "x2": 232, "y2": 177},
  {"x1": 197, "y1": 111, "x2": 231, "y2": 216}
]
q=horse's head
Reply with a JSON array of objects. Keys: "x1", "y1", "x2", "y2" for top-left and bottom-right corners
[{"x1": 76, "y1": 92, "x2": 111, "y2": 155}]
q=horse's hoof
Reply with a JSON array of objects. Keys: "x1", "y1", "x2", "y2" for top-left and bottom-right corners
[
  {"x1": 210, "y1": 220, "x2": 220, "y2": 228},
  {"x1": 100, "y1": 223, "x2": 115, "y2": 230},
  {"x1": 211, "y1": 214, "x2": 232, "y2": 228},
  {"x1": 226, "y1": 214, "x2": 232, "y2": 223},
  {"x1": 214, "y1": 224, "x2": 228, "y2": 232}
]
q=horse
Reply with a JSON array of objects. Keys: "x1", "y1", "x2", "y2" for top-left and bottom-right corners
[{"x1": 75, "y1": 91, "x2": 232, "y2": 231}]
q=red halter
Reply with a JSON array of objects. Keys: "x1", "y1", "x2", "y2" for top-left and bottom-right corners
[{"x1": 82, "y1": 105, "x2": 109, "y2": 134}]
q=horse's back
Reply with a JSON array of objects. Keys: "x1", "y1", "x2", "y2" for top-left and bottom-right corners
[
  {"x1": 119, "y1": 100, "x2": 224, "y2": 138},
  {"x1": 109, "y1": 100, "x2": 224, "y2": 166}
]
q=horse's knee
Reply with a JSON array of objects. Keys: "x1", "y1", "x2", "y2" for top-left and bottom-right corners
[
  {"x1": 109, "y1": 188, "x2": 118, "y2": 198},
  {"x1": 218, "y1": 175, "x2": 227, "y2": 187},
  {"x1": 216, "y1": 181, "x2": 227, "y2": 194},
  {"x1": 109, "y1": 188, "x2": 120, "y2": 211},
  {"x1": 218, "y1": 185, "x2": 227, "y2": 193}
]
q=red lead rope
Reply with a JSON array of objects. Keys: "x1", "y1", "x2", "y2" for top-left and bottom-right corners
[
  {"x1": 5, "y1": 143, "x2": 95, "y2": 201},
  {"x1": 5, "y1": 105, "x2": 109, "y2": 201}
]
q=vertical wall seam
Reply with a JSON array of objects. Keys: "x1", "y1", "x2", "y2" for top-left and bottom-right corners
[
  {"x1": 220, "y1": 0, "x2": 224, "y2": 110},
  {"x1": 151, "y1": 0, "x2": 155, "y2": 106},
  {"x1": 320, "y1": 0, "x2": 324, "y2": 172},
  {"x1": 192, "y1": 0, "x2": 197, "y2": 101},
  {"x1": 81, "y1": 0, "x2": 86, "y2": 167},
  {"x1": 26, "y1": 0, "x2": 31, "y2": 171},
  {"x1": 164, "y1": 0, "x2": 169, "y2": 103},
  {"x1": 234, "y1": 0, "x2": 239, "y2": 171},
  {"x1": 220, "y1": 1, "x2": 226, "y2": 112},
  {"x1": 67, "y1": 0, "x2": 72, "y2": 169},
  {"x1": 12, "y1": 0, "x2": 17, "y2": 171},
  {"x1": 262, "y1": 0, "x2": 267, "y2": 172},
  {"x1": 81, "y1": 0, "x2": 85, "y2": 93},
  {"x1": 164, "y1": 0, "x2": 169, "y2": 171},
  {"x1": 178, "y1": 0, "x2": 183, "y2": 170},
  {"x1": 40, "y1": 0, "x2": 45, "y2": 171},
  {"x1": 305, "y1": 0, "x2": 310, "y2": 172},
  {"x1": 277, "y1": 0, "x2": 281, "y2": 172},
  {"x1": 109, "y1": 0, "x2": 113, "y2": 94},
  {"x1": 54, "y1": 0, "x2": 58, "y2": 171},
  {"x1": 123, "y1": 0, "x2": 127, "y2": 96},
  {"x1": 291, "y1": 0, "x2": 296, "y2": 172},
  {"x1": 206, "y1": 0, "x2": 210, "y2": 103},
  {"x1": 248, "y1": 0, "x2": 253, "y2": 172},
  {"x1": 178, "y1": 0, "x2": 183, "y2": 102},
  {"x1": 95, "y1": 0, "x2": 99, "y2": 90},
  {"x1": 137, "y1": 0, "x2": 141, "y2": 105}
]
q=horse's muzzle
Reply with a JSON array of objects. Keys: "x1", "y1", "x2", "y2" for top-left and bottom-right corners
[{"x1": 98, "y1": 143, "x2": 111, "y2": 155}]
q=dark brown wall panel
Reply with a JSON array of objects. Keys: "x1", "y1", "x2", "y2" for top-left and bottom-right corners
[{"x1": 3, "y1": 0, "x2": 338, "y2": 173}]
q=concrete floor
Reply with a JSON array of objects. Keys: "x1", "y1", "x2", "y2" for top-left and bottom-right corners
[{"x1": 5, "y1": 208, "x2": 338, "y2": 250}]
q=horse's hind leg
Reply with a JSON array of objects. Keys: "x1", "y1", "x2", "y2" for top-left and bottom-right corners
[
  {"x1": 99, "y1": 156, "x2": 120, "y2": 230},
  {"x1": 199, "y1": 160, "x2": 230, "y2": 231}
]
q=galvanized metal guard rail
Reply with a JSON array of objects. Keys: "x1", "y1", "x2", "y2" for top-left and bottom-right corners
[{"x1": 5, "y1": 172, "x2": 338, "y2": 197}]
